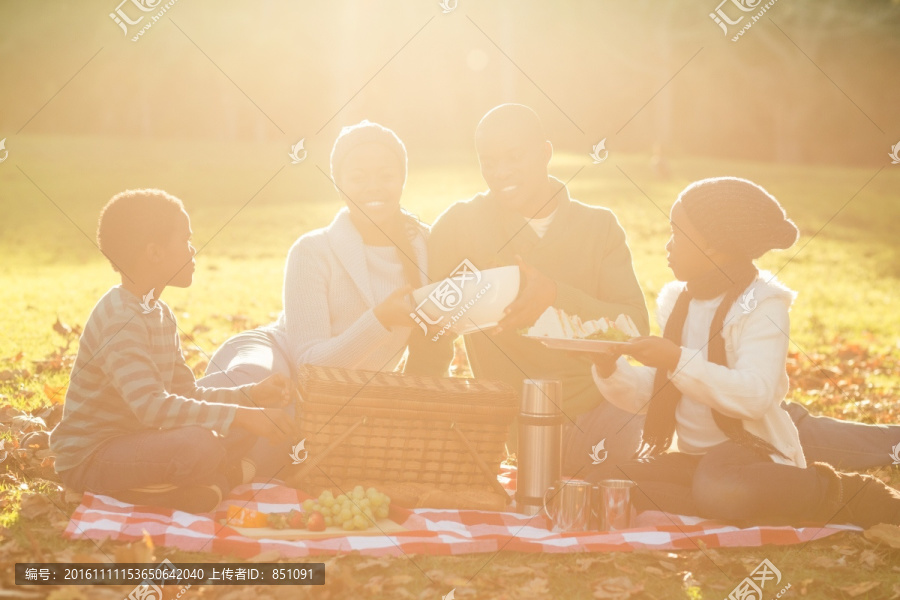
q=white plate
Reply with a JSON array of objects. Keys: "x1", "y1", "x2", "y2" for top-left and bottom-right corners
[
  {"x1": 454, "y1": 320, "x2": 499, "y2": 335},
  {"x1": 523, "y1": 335, "x2": 630, "y2": 353},
  {"x1": 412, "y1": 265, "x2": 519, "y2": 336}
]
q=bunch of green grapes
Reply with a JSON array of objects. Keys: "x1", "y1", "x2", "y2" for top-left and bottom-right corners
[{"x1": 300, "y1": 486, "x2": 391, "y2": 530}]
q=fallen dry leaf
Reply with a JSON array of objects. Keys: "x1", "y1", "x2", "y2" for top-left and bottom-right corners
[
  {"x1": 798, "y1": 578, "x2": 814, "y2": 595},
  {"x1": 19, "y1": 492, "x2": 59, "y2": 520},
  {"x1": 644, "y1": 566, "x2": 666, "y2": 578},
  {"x1": 362, "y1": 575, "x2": 385, "y2": 594},
  {"x1": 658, "y1": 560, "x2": 678, "y2": 572},
  {"x1": 517, "y1": 577, "x2": 550, "y2": 597},
  {"x1": 0, "y1": 369, "x2": 29, "y2": 382},
  {"x1": 354, "y1": 557, "x2": 394, "y2": 571},
  {"x1": 593, "y1": 576, "x2": 644, "y2": 600},
  {"x1": 831, "y1": 544, "x2": 858, "y2": 556},
  {"x1": 142, "y1": 529, "x2": 155, "y2": 555},
  {"x1": 858, "y1": 548, "x2": 882, "y2": 568},
  {"x1": 490, "y1": 564, "x2": 539, "y2": 577},
  {"x1": 864, "y1": 523, "x2": 900, "y2": 549},
  {"x1": 113, "y1": 538, "x2": 154, "y2": 563},
  {"x1": 385, "y1": 574, "x2": 414, "y2": 587},
  {"x1": 248, "y1": 549, "x2": 282, "y2": 562},
  {"x1": 71, "y1": 552, "x2": 111, "y2": 563},
  {"x1": 52, "y1": 316, "x2": 72, "y2": 337},
  {"x1": 12, "y1": 414, "x2": 46, "y2": 434},
  {"x1": 46, "y1": 589, "x2": 89, "y2": 600},
  {"x1": 840, "y1": 581, "x2": 880, "y2": 597},
  {"x1": 44, "y1": 383, "x2": 68, "y2": 405},
  {"x1": 572, "y1": 556, "x2": 614, "y2": 572},
  {"x1": 891, "y1": 582, "x2": 900, "y2": 600},
  {"x1": 218, "y1": 590, "x2": 252, "y2": 600}
]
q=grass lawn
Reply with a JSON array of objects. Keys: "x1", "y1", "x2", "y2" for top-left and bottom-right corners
[{"x1": 0, "y1": 135, "x2": 898, "y2": 598}]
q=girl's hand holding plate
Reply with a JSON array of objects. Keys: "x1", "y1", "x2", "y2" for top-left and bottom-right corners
[{"x1": 620, "y1": 336, "x2": 682, "y2": 372}]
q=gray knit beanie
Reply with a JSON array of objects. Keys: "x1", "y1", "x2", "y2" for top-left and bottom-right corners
[
  {"x1": 330, "y1": 120, "x2": 407, "y2": 187},
  {"x1": 678, "y1": 177, "x2": 799, "y2": 259}
]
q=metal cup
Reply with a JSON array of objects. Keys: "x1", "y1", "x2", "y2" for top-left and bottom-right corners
[
  {"x1": 596, "y1": 479, "x2": 635, "y2": 531},
  {"x1": 542, "y1": 479, "x2": 595, "y2": 533}
]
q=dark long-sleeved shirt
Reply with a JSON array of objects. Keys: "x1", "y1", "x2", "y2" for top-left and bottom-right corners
[{"x1": 406, "y1": 178, "x2": 649, "y2": 425}]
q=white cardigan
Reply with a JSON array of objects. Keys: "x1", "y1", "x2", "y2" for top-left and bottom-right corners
[
  {"x1": 592, "y1": 272, "x2": 806, "y2": 467},
  {"x1": 265, "y1": 208, "x2": 428, "y2": 372}
]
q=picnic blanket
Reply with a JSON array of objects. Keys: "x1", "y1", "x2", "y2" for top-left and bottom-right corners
[{"x1": 65, "y1": 469, "x2": 858, "y2": 557}]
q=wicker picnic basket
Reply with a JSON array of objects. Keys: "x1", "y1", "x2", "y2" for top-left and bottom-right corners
[{"x1": 288, "y1": 365, "x2": 519, "y2": 507}]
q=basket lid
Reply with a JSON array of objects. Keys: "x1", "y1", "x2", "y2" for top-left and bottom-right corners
[{"x1": 296, "y1": 365, "x2": 518, "y2": 407}]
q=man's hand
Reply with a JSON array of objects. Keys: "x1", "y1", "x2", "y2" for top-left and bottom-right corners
[
  {"x1": 233, "y1": 407, "x2": 298, "y2": 445},
  {"x1": 567, "y1": 347, "x2": 622, "y2": 379},
  {"x1": 495, "y1": 256, "x2": 557, "y2": 334},
  {"x1": 249, "y1": 373, "x2": 292, "y2": 408},
  {"x1": 590, "y1": 348, "x2": 622, "y2": 379},
  {"x1": 622, "y1": 336, "x2": 682, "y2": 372}
]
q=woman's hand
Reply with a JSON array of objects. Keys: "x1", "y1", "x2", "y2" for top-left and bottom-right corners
[
  {"x1": 373, "y1": 285, "x2": 414, "y2": 330},
  {"x1": 622, "y1": 336, "x2": 682, "y2": 372},
  {"x1": 233, "y1": 407, "x2": 298, "y2": 445},
  {"x1": 249, "y1": 373, "x2": 292, "y2": 408}
]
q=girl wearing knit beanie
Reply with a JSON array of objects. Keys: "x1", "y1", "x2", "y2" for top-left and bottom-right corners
[{"x1": 591, "y1": 176, "x2": 900, "y2": 528}]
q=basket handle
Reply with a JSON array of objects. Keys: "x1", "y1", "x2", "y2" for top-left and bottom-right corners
[
  {"x1": 289, "y1": 416, "x2": 368, "y2": 484},
  {"x1": 451, "y1": 422, "x2": 511, "y2": 504}
]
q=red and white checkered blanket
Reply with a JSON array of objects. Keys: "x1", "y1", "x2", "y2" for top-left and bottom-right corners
[{"x1": 64, "y1": 471, "x2": 857, "y2": 557}]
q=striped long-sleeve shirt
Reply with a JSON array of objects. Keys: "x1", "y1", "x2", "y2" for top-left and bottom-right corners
[{"x1": 50, "y1": 286, "x2": 253, "y2": 473}]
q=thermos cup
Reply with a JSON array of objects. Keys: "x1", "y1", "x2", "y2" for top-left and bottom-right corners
[{"x1": 515, "y1": 379, "x2": 563, "y2": 516}]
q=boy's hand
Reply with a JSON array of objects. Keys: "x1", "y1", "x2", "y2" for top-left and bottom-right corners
[
  {"x1": 249, "y1": 373, "x2": 292, "y2": 408},
  {"x1": 496, "y1": 256, "x2": 556, "y2": 334},
  {"x1": 622, "y1": 336, "x2": 682, "y2": 372},
  {"x1": 233, "y1": 408, "x2": 298, "y2": 445}
]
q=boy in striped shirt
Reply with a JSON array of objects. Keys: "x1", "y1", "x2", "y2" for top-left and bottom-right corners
[{"x1": 50, "y1": 189, "x2": 298, "y2": 513}]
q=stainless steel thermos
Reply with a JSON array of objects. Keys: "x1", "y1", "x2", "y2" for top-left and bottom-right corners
[{"x1": 515, "y1": 379, "x2": 563, "y2": 516}]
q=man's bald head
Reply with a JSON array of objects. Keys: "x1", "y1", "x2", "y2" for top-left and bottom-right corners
[
  {"x1": 475, "y1": 103, "x2": 547, "y2": 149},
  {"x1": 473, "y1": 104, "x2": 553, "y2": 214}
]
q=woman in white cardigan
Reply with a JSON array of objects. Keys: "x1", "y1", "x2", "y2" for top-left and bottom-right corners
[
  {"x1": 197, "y1": 121, "x2": 427, "y2": 477},
  {"x1": 590, "y1": 177, "x2": 900, "y2": 528}
]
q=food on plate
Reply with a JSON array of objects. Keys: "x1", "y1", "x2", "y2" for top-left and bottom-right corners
[
  {"x1": 226, "y1": 505, "x2": 268, "y2": 528},
  {"x1": 525, "y1": 307, "x2": 640, "y2": 341},
  {"x1": 304, "y1": 487, "x2": 392, "y2": 531},
  {"x1": 225, "y1": 486, "x2": 393, "y2": 531},
  {"x1": 266, "y1": 512, "x2": 290, "y2": 529},
  {"x1": 288, "y1": 509, "x2": 307, "y2": 529},
  {"x1": 584, "y1": 326, "x2": 631, "y2": 342},
  {"x1": 306, "y1": 512, "x2": 326, "y2": 532}
]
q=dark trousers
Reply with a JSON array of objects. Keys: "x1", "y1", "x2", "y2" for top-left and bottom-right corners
[
  {"x1": 58, "y1": 425, "x2": 258, "y2": 496},
  {"x1": 619, "y1": 441, "x2": 832, "y2": 526}
]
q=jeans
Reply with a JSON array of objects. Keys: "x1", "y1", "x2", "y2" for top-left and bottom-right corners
[
  {"x1": 785, "y1": 401, "x2": 900, "y2": 470},
  {"x1": 196, "y1": 328, "x2": 294, "y2": 480},
  {"x1": 198, "y1": 328, "x2": 292, "y2": 388},
  {"x1": 58, "y1": 425, "x2": 256, "y2": 495},
  {"x1": 566, "y1": 399, "x2": 900, "y2": 483},
  {"x1": 620, "y1": 441, "x2": 832, "y2": 526},
  {"x1": 561, "y1": 401, "x2": 646, "y2": 482}
]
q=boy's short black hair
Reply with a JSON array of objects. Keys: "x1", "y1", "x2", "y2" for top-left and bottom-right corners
[{"x1": 97, "y1": 189, "x2": 187, "y2": 275}]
